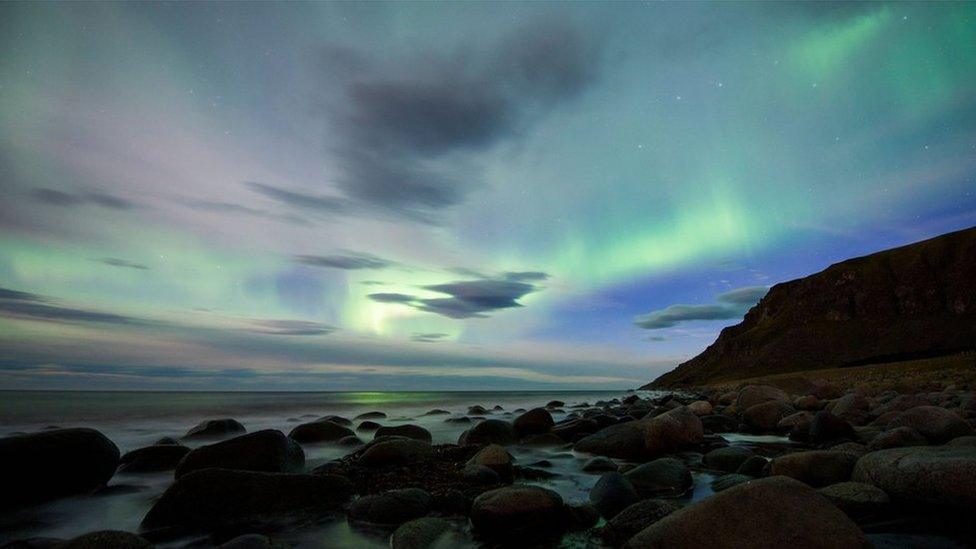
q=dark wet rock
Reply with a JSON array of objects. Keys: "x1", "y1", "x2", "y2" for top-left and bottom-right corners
[
  {"x1": 176, "y1": 430, "x2": 304, "y2": 478},
  {"x1": 624, "y1": 457, "x2": 692, "y2": 497},
  {"x1": 514, "y1": 465, "x2": 558, "y2": 480},
  {"x1": 357, "y1": 421, "x2": 382, "y2": 432},
  {"x1": 736, "y1": 455, "x2": 768, "y2": 477},
  {"x1": 582, "y1": 456, "x2": 618, "y2": 473},
  {"x1": 868, "y1": 426, "x2": 927, "y2": 451},
  {"x1": 552, "y1": 418, "x2": 598, "y2": 440},
  {"x1": 810, "y1": 411, "x2": 856, "y2": 444},
  {"x1": 735, "y1": 385, "x2": 790, "y2": 412},
  {"x1": 742, "y1": 400, "x2": 794, "y2": 432},
  {"x1": 829, "y1": 394, "x2": 871, "y2": 424},
  {"x1": 118, "y1": 444, "x2": 190, "y2": 473},
  {"x1": 492, "y1": 405, "x2": 504, "y2": 411},
  {"x1": 55, "y1": 531, "x2": 152, "y2": 549},
  {"x1": 831, "y1": 442, "x2": 869, "y2": 456},
  {"x1": 468, "y1": 405, "x2": 489, "y2": 415},
  {"x1": 796, "y1": 395, "x2": 823, "y2": 410},
  {"x1": 623, "y1": 476, "x2": 870, "y2": 548},
  {"x1": 703, "y1": 446, "x2": 753, "y2": 473},
  {"x1": 687, "y1": 400, "x2": 713, "y2": 416},
  {"x1": 564, "y1": 503, "x2": 600, "y2": 530},
  {"x1": 948, "y1": 435, "x2": 976, "y2": 447},
  {"x1": 347, "y1": 488, "x2": 432, "y2": 527},
  {"x1": 141, "y1": 469, "x2": 353, "y2": 534},
  {"x1": 358, "y1": 438, "x2": 433, "y2": 468},
  {"x1": 423, "y1": 409, "x2": 450, "y2": 416},
  {"x1": 574, "y1": 421, "x2": 647, "y2": 460},
  {"x1": 700, "y1": 414, "x2": 738, "y2": 433},
  {"x1": 431, "y1": 489, "x2": 470, "y2": 517},
  {"x1": 444, "y1": 416, "x2": 471, "y2": 424},
  {"x1": 853, "y1": 445, "x2": 976, "y2": 509},
  {"x1": 513, "y1": 408, "x2": 554, "y2": 438},
  {"x1": 601, "y1": 499, "x2": 680, "y2": 547},
  {"x1": 462, "y1": 464, "x2": 500, "y2": 484},
  {"x1": 466, "y1": 444, "x2": 512, "y2": 478},
  {"x1": 154, "y1": 437, "x2": 180, "y2": 445},
  {"x1": 519, "y1": 433, "x2": 564, "y2": 446},
  {"x1": 289, "y1": 420, "x2": 355, "y2": 444},
  {"x1": 337, "y1": 435, "x2": 364, "y2": 447},
  {"x1": 644, "y1": 406, "x2": 703, "y2": 455},
  {"x1": 390, "y1": 517, "x2": 455, "y2": 549},
  {"x1": 778, "y1": 411, "x2": 814, "y2": 440},
  {"x1": 355, "y1": 411, "x2": 386, "y2": 420},
  {"x1": 546, "y1": 400, "x2": 565, "y2": 408},
  {"x1": 589, "y1": 472, "x2": 640, "y2": 519},
  {"x1": 317, "y1": 415, "x2": 352, "y2": 426},
  {"x1": 375, "y1": 425, "x2": 432, "y2": 443},
  {"x1": 183, "y1": 418, "x2": 246, "y2": 440},
  {"x1": 711, "y1": 473, "x2": 753, "y2": 492},
  {"x1": 770, "y1": 450, "x2": 858, "y2": 488},
  {"x1": 818, "y1": 481, "x2": 890, "y2": 520},
  {"x1": 887, "y1": 406, "x2": 972, "y2": 444},
  {"x1": 217, "y1": 533, "x2": 286, "y2": 548},
  {"x1": 0, "y1": 428, "x2": 120, "y2": 509},
  {"x1": 470, "y1": 485, "x2": 565, "y2": 543},
  {"x1": 458, "y1": 419, "x2": 515, "y2": 446}
]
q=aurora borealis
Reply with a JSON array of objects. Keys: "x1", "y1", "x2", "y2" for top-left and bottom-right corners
[{"x1": 1, "y1": 2, "x2": 974, "y2": 390}]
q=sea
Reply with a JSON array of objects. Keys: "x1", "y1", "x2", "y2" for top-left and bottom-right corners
[{"x1": 0, "y1": 389, "x2": 783, "y2": 547}]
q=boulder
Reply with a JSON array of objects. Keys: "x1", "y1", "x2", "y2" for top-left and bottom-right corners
[
  {"x1": 375, "y1": 425, "x2": 432, "y2": 443},
  {"x1": 357, "y1": 421, "x2": 382, "y2": 432},
  {"x1": 589, "y1": 472, "x2": 640, "y2": 519},
  {"x1": 687, "y1": 400, "x2": 713, "y2": 416},
  {"x1": 175, "y1": 430, "x2": 304, "y2": 478},
  {"x1": 513, "y1": 408, "x2": 554, "y2": 437},
  {"x1": 564, "y1": 503, "x2": 600, "y2": 530},
  {"x1": 735, "y1": 385, "x2": 790, "y2": 411},
  {"x1": 601, "y1": 499, "x2": 680, "y2": 547},
  {"x1": 288, "y1": 420, "x2": 355, "y2": 444},
  {"x1": 868, "y1": 426, "x2": 927, "y2": 451},
  {"x1": 458, "y1": 420, "x2": 515, "y2": 446},
  {"x1": 574, "y1": 421, "x2": 648, "y2": 460},
  {"x1": 390, "y1": 517, "x2": 455, "y2": 549},
  {"x1": 217, "y1": 533, "x2": 286, "y2": 548},
  {"x1": 829, "y1": 394, "x2": 870, "y2": 423},
  {"x1": 818, "y1": 481, "x2": 889, "y2": 520},
  {"x1": 118, "y1": 444, "x2": 190, "y2": 473},
  {"x1": 886, "y1": 406, "x2": 972, "y2": 444},
  {"x1": 736, "y1": 455, "x2": 768, "y2": 477},
  {"x1": 770, "y1": 450, "x2": 858, "y2": 487},
  {"x1": 317, "y1": 415, "x2": 352, "y2": 427},
  {"x1": 622, "y1": 476, "x2": 870, "y2": 548},
  {"x1": 809, "y1": 411, "x2": 856, "y2": 444},
  {"x1": 55, "y1": 531, "x2": 151, "y2": 549},
  {"x1": 742, "y1": 401, "x2": 794, "y2": 432},
  {"x1": 948, "y1": 435, "x2": 976, "y2": 447},
  {"x1": 643, "y1": 406, "x2": 704, "y2": 456},
  {"x1": 796, "y1": 395, "x2": 823, "y2": 411},
  {"x1": 183, "y1": 418, "x2": 246, "y2": 440},
  {"x1": 468, "y1": 405, "x2": 489, "y2": 415},
  {"x1": 358, "y1": 438, "x2": 432, "y2": 468},
  {"x1": 852, "y1": 446, "x2": 976, "y2": 509},
  {"x1": 552, "y1": 418, "x2": 599, "y2": 440},
  {"x1": 624, "y1": 457, "x2": 692, "y2": 497},
  {"x1": 470, "y1": 485, "x2": 565, "y2": 543},
  {"x1": 700, "y1": 414, "x2": 739, "y2": 433},
  {"x1": 582, "y1": 456, "x2": 618, "y2": 473},
  {"x1": 703, "y1": 446, "x2": 754, "y2": 473},
  {"x1": 355, "y1": 412, "x2": 386, "y2": 420},
  {"x1": 0, "y1": 428, "x2": 119, "y2": 509},
  {"x1": 337, "y1": 435, "x2": 363, "y2": 447},
  {"x1": 710, "y1": 473, "x2": 752, "y2": 492},
  {"x1": 778, "y1": 411, "x2": 814, "y2": 440},
  {"x1": 347, "y1": 488, "x2": 432, "y2": 527},
  {"x1": 141, "y1": 469, "x2": 353, "y2": 534},
  {"x1": 423, "y1": 409, "x2": 450, "y2": 416},
  {"x1": 466, "y1": 444, "x2": 513, "y2": 477}
]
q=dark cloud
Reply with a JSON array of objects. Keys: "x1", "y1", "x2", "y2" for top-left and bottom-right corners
[
  {"x1": 360, "y1": 280, "x2": 386, "y2": 286},
  {"x1": 245, "y1": 182, "x2": 347, "y2": 213},
  {"x1": 368, "y1": 277, "x2": 541, "y2": 319},
  {"x1": 31, "y1": 188, "x2": 134, "y2": 210},
  {"x1": 183, "y1": 199, "x2": 311, "y2": 226},
  {"x1": 246, "y1": 319, "x2": 336, "y2": 336},
  {"x1": 634, "y1": 285, "x2": 769, "y2": 330},
  {"x1": 504, "y1": 271, "x2": 550, "y2": 282},
  {"x1": 295, "y1": 252, "x2": 394, "y2": 270},
  {"x1": 98, "y1": 258, "x2": 149, "y2": 270},
  {"x1": 320, "y1": 21, "x2": 601, "y2": 220},
  {"x1": 410, "y1": 332, "x2": 450, "y2": 343},
  {"x1": 0, "y1": 286, "x2": 154, "y2": 327}
]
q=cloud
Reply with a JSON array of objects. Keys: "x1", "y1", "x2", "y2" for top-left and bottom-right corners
[
  {"x1": 182, "y1": 199, "x2": 311, "y2": 226},
  {"x1": 634, "y1": 285, "x2": 769, "y2": 330},
  {"x1": 98, "y1": 258, "x2": 149, "y2": 270},
  {"x1": 410, "y1": 332, "x2": 449, "y2": 343},
  {"x1": 245, "y1": 181, "x2": 347, "y2": 213},
  {"x1": 31, "y1": 188, "x2": 134, "y2": 210},
  {"x1": 294, "y1": 252, "x2": 395, "y2": 270},
  {"x1": 368, "y1": 277, "x2": 542, "y2": 319},
  {"x1": 318, "y1": 21, "x2": 601, "y2": 220},
  {"x1": 246, "y1": 319, "x2": 336, "y2": 336},
  {"x1": 504, "y1": 271, "x2": 550, "y2": 282},
  {"x1": 0, "y1": 286, "x2": 154, "y2": 327}
]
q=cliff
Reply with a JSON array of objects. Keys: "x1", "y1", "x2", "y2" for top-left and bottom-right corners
[{"x1": 648, "y1": 226, "x2": 976, "y2": 388}]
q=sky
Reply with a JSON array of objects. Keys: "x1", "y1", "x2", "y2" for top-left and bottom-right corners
[{"x1": 1, "y1": 2, "x2": 974, "y2": 391}]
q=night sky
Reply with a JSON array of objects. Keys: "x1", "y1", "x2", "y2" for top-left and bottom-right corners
[{"x1": 1, "y1": 2, "x2": 974, "y2": 390}]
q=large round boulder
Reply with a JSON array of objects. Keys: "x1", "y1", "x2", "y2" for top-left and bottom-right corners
[
  {"x1": 375, "y1": 425, "x2": 432, "y2": 443},
  {"x1": 358, "y1": 438, "x2": 432, "y2": 468},
  {"x1": 0, "y1": 428, "x2": 120, "y2": 509},
  {"x1": 390, "y1": 517, "x2": 455, "y2": 549},
  {"x1": 601, "y1": 499, "x2": 680, "y2": 547},
  {"x1": 589, "y1": 472, "x2": 640, "y2": 519},
  {"x1": 347, "y1": 488, "x2": 432, "y2": 527},
  {"x1": 703, "y1": 446, "x2": 754, "y2": 473},
  {"x1": 513, "y1": 408, "x2": 554, "y2": 438},
  {"x1": 466, "y1": 444, "x2": 513, "y2": 478},
  {"x1": 288, "y1": 420, "x2": 355, "y2": 444},
  {"x1": 769, "y1": 450, "x2": 858, "y2": 487},
  {"x1": 818, "y1": 481, "x2": 890, "y2": 520},
  {"x1": 141, "y1": 469, "x2": 353, "y2": 534},
  {"x1": 458, "y1": 420, "x2": 515, "y2": 446},
  {"x1": 886, "y1": 406, "x2": 972, "y2": 444},
  {"x1": 623, "y1": 457, "x2": 692, "y2": 497},
  {"x1": 852, "y1": 446, "x2": 976, "y2": 509},
  {"x1": 742, "y1": 401, "x2": 794, "y2": 432},
  {"x1": 644, "y1": 406, "x2": 704, "y2": 456},
  {"x1": 867, "y1": 426, "x2": 927, "y2": 451},
  {"x1": 183, "y1": 418, "x2": 246, "y2": 440},
  {"x1": 470, "y1": 485, "x2": 565, "y2": 543},
  {"x1": 574, "y1": 421, "x2": 648, "y2": 460},
  {"x1": 552, "y1": 418, "x2": 599, "y2": 440},
  {"x1": 809, "y1": 411, "x2": 856, "y2": 444},
  {"x1": 175, "y1": 430, "x2": 304, "y2": 478},
  {"x1": 118, "y1": 444, "x2": 190, "y2": 473},
  {"x1": 687, "y1": 400, "x2": 713, "y2": 416},
  {"x1": 735, "y1": 385, "x2": 790, "y2": 411},
  {"x1": 622, "y1": 476, "x2": 870, "y2": 548}
]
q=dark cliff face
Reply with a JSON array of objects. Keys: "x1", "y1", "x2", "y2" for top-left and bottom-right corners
[{"x1": 649, "y1": 226, "x2": 976, "y2": 388}]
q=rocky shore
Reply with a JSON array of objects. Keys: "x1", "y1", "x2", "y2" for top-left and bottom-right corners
[{"x1": 3, "y1": 382, "x2": 976, "y2": 547}]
